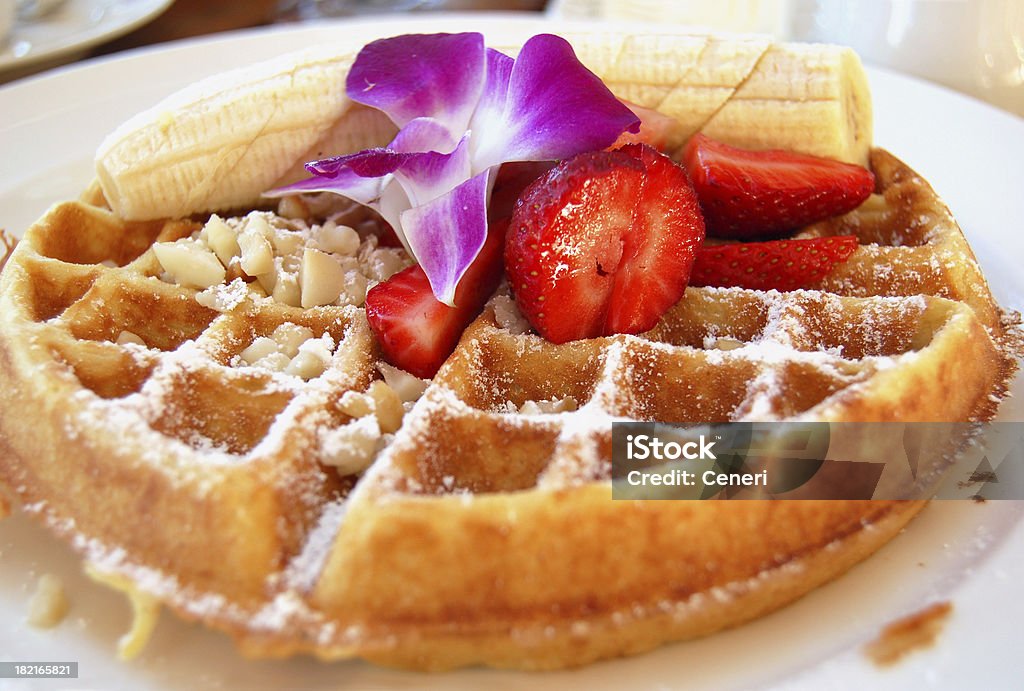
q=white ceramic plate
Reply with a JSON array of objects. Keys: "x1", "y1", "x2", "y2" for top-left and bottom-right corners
[
  {"x1": 0, "y1": 0, "x2": 172, "y2": 77},
  {"x1": 1, "y1": 16, "x2": 1022, "y2": 691}
]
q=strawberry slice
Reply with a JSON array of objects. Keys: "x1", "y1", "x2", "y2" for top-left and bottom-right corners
[
  {"x1": 365, "y1": 219, "x2": 508, "y2": 378},
  {"x1": 609, "y1": 101, "x2": 677, "y2": 151},
  {"x1": 683, "y1": 133, "x2": 875, "y2": 239},
  {"x1": 505, "y1": 144, "x2": 705, "y2": 344},
  {"x1": 689, "y1": 236, "x2": 859, "y2": 291}
]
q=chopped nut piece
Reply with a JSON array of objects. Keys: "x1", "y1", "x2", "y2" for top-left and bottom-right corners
[
  {"x1": 519, "y1": 401, "x2": 542, "y2": 415},
  {"x1": 286, "y1": 351, "x2": 328, "y2": 380},
  {"x1": 270, "y1": 229, "x2": 304, "y2": 257},
  {"x1": 204, "y1": 214, "x2": 240, "y2": 266},
  {"x1": 116, "y1": 330, "x2": 146, "y2": 347},
  {"x1": 277, "y1": 195, "x2": 309, "y2": 220},
  {"x1": 364, "y1": 246, "x2": 411, "y2": 282},
  {"x1": 194, "y1": 278, "x2": 252, "y2": 312},
  {"x1": 256, "y1": 271, "x2": 277, "y2": 294},
  {"x1": 238, "y1": 226, "x2": 274, "y2": 276},
  {"x1": 271, "y1": 323, "x2": 315, "y2": 358},
  {"x1": 338, "y1": 390, "x2": 374, "y2": 419},
  {"x1": 244, "y1": 213, "x2": 273, "y2": 239},
  {"x1": 368, "y1": 380, "x2": 404, "y2": 433},
  {"x1": 240, "y1": 336, "x2": 279, "y2": 364},
  {"x1": 320, "y1": 416, "x2": 381, "y2": 475},
  {"x1": 377, "y1": 362, "x2": 430, "y2": 402},
  {"x1": 153, "y1": 240, "x2": 226, "y2": 289},
  {"x1": 281, "y1": 251, "x2": 302, "y2": 274},
  {"x1": 317, "y1": 221, "x2": 361, "y2": 256},
  {"x1": 550, "y1": 397, "x2": 579, "y2": 413},
  {"x1": 300, "y1": 247, "x2": 346, "y2": 308},
  {"x1": 272, "y1": 272, "x2": 301, "y2": 307},
  {"x1": 337, "y1": 382, "x2": 404, "y2": 432},
  {"x1": 27, "y1": 573, "x2": 69, "y2": 629},
  {"x1": 298, "y1": 333, "x2": 335, "y2": 360},
  {"x1": 342, "y1": 271, "x2": 369, "y2": 307}
]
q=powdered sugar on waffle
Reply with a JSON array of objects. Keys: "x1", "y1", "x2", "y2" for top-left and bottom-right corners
[
  {"x1": 65, "y1": 308, "x2": 375, "y2": 493},
  {"x1": 69, "y1": 343, "x2": 240, "y2": 475},
  {"x1": 70, "y1": 516, "x2": 331, "y2": 639},
  {"x1": 353, "y1": 287, "x2": 940, "y2": 491}
]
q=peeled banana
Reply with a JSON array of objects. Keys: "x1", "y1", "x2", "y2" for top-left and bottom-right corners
[
  {"x1": 95, "y1": 43, "x2": 399, "y2": 222},
  {"x1": 95, "y1": 28, "x2": 872, "y2": 222}
]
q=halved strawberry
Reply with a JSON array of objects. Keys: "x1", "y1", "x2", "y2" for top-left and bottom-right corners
[
  {"x1": 365, "y1": 219, "x2": 508, "y2": 378},
  {"x1": 609, "y1": 100, "x2": 676, "y2": 152},
  {"x1": 505, "y1": 144, "x2": 705, "y2": 344},
  {"x1": 683, "y1": 133, "x2": 875, "y2": 239},
  {"x1": 689, "y1": 236, "x2": 859, "y2": 291}
]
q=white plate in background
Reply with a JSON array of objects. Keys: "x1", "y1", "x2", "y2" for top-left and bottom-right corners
[
  {"x1": 0, "y1": 0, "x2": 172, "y2": 77},
  {"x1": 0, "y1": 16, "x2": 1022, "y2": 690}
]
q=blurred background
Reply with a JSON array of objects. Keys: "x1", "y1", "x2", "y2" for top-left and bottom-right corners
[{"x1": 1, "y1": 0, "x2": 1021, "y2": 116}]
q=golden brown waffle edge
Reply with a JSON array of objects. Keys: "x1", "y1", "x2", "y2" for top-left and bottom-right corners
[{"x1": 0, "y1": 144, "x2": 1019, "y2": 670}]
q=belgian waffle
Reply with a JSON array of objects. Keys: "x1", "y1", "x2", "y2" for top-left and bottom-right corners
[{"x1": 0, "y1": 140, "x2": 1017, "y2": 669}]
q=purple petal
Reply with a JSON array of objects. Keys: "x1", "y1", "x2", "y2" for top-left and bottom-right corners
[
  {"x1": 400, "y1": 171, "x2": 489, "y2": 306},
  {"x1": 376, "y1": 182, "x2": 413, "y2": 254},
  {"x1": 306, "y1": 118, "x2": 457, "y2": 178},
  {"x1": 347, "y1": 33, "x2": 486, "y2": 133},
  {"x1": 393, "y1": 133, "x2": 472, "y2": 207},
  {"x1": 472, "y1": 48, "x2": 514, "y2": 135},
  {"x1": 389, "y1": 116, "x2": 458, "y2": 154},
  {"x1": 307, "y1": 148, "x2": 403, "y2": 178},
  {"x1": 471, "y1": 34, "x2": 640, "y2": 171},
  {"x1": 263, "y1": 165, "x2": 384, "y2": 206}
]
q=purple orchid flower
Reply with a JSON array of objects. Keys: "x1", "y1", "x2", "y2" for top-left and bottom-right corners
[{"x1": 266, "y1": 32, "x2": 639, "y2": 306}]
